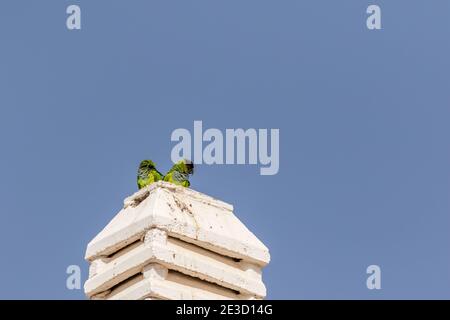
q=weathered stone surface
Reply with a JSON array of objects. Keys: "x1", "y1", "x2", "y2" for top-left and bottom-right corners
[
  {"x1": 85, "y1": 228, "x2": 266, "y2": 298},
  {"x1": 84, "y1": 181, "x2": 270, "y2": 300},
  {"x1": 85, "y1": 182, "x2": 270, "y2": 266}
]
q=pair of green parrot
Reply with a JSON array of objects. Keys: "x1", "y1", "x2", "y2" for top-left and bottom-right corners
[{"x1": 137, "y1": 159, "x2": 194, "y2": 190}]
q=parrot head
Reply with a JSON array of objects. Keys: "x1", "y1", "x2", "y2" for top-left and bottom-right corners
[
  {"x1": 139, "y1": 159, "x2": 157, "y2": 171},
  {"x1": 177, "y1": 159, "x2": 194, "y2": 175}
]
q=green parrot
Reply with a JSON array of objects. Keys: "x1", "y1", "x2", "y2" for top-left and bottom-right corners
[
  {"x1": 137, "y1": 160, "x2": 163, "y2": 189},
  {"x1": 163, "y1": 159, "x2": 194, "y2": 187}
]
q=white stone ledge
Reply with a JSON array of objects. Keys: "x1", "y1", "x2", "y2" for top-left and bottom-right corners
[
  {"x1": 85, "y1": 181, "x2": 270, "y2": 267},
  {"x1": 84, "y1": 228, "x2": 266, "y2": 298},
  {"x1": 107, "y1": 268, "x2": 256, "y2": 300}
]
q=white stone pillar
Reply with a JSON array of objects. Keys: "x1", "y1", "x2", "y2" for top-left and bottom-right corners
[{"x1": 84, "y1": 181, "x2": 270, "y2": 300}]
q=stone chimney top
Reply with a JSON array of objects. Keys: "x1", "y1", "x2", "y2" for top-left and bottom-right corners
[{"x1": 84, "y1": 181, "x2": 270, "y2": 300}]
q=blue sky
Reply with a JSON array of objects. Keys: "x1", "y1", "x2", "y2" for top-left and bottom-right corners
[{"x1": 0, "y1": 1, "x2": 449, "y2": 299}]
